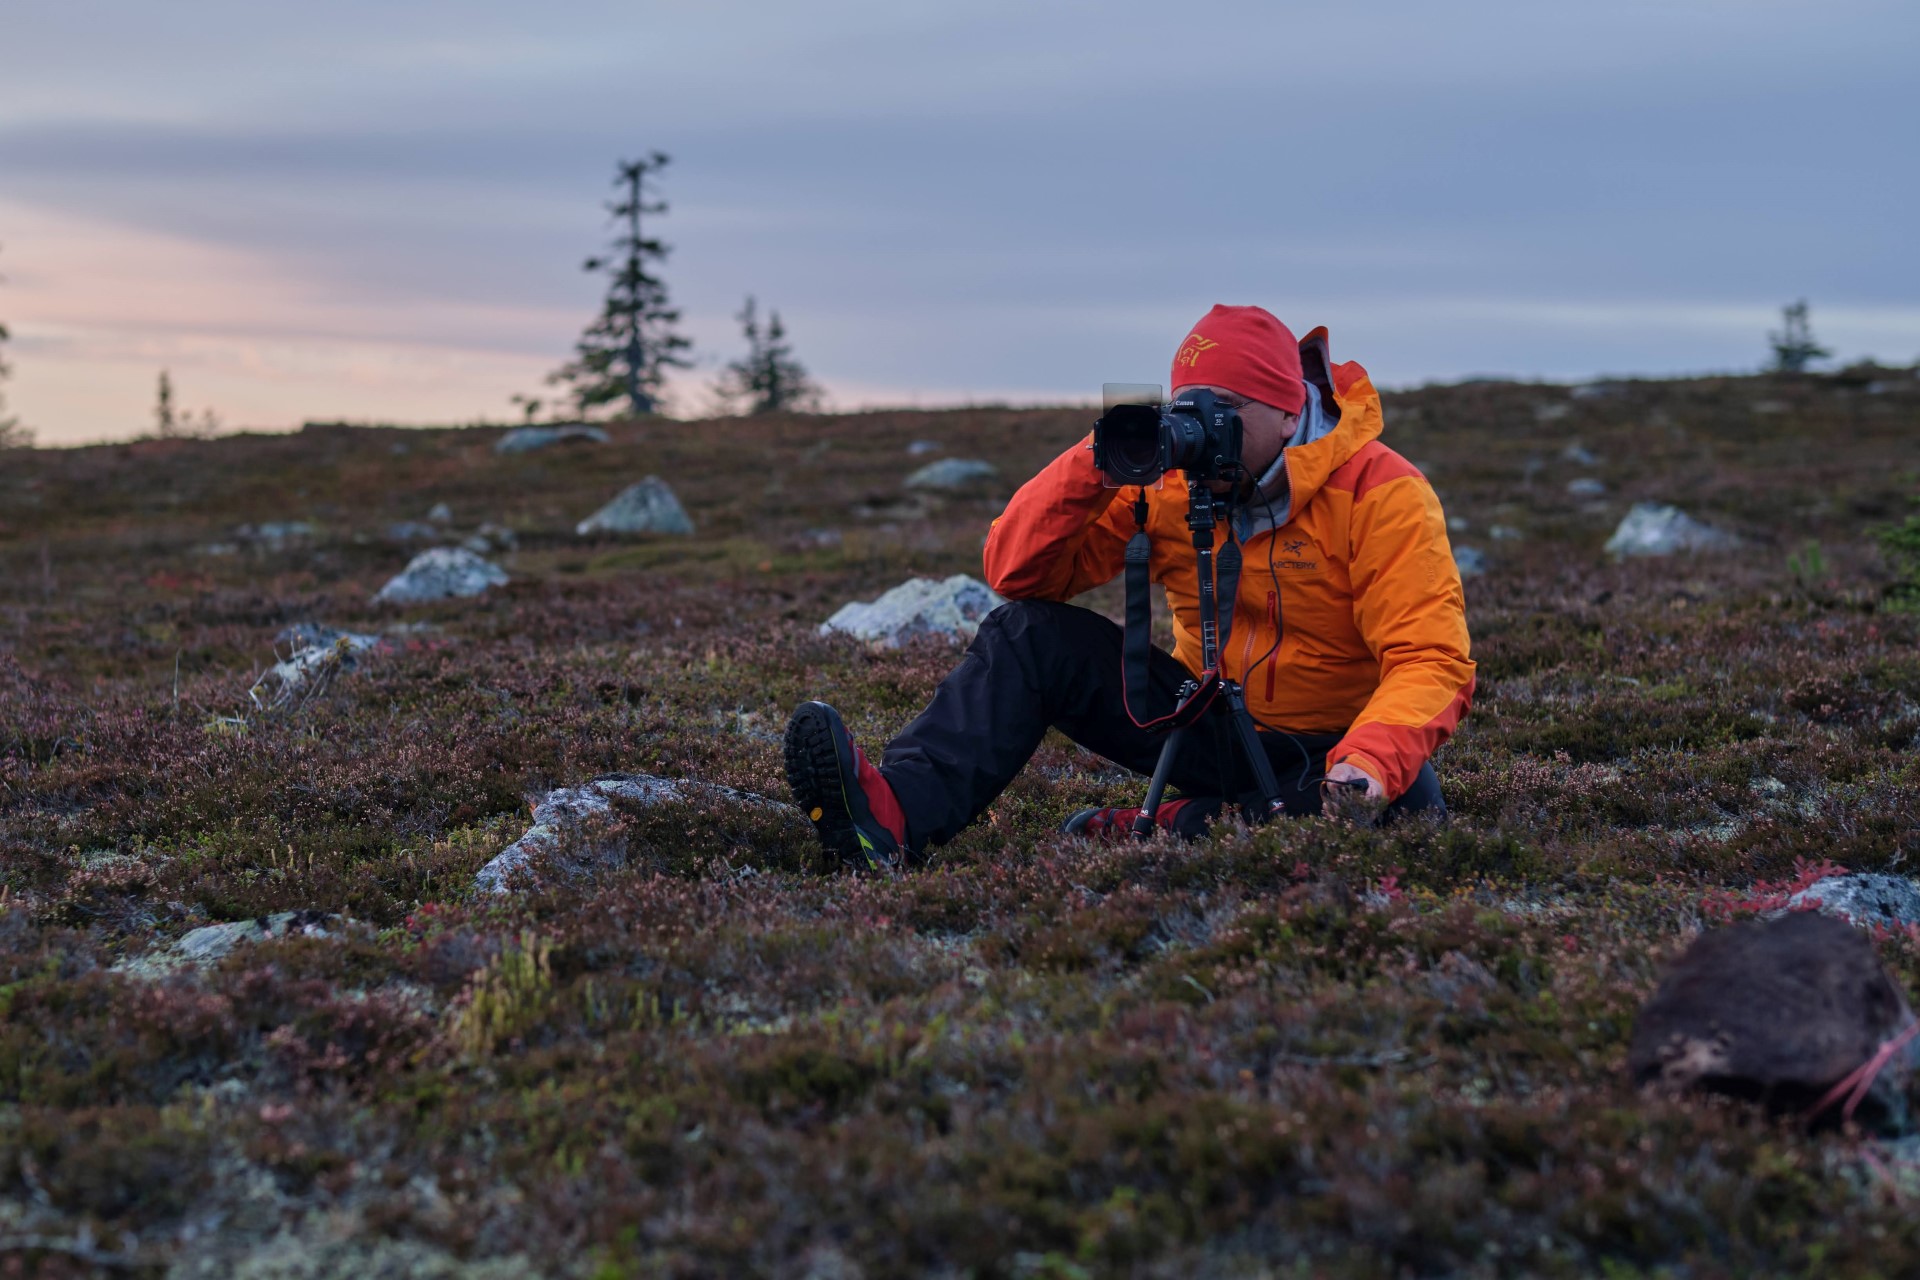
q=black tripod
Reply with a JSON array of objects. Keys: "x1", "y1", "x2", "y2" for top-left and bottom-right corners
[{"x1": 1123, "y1": 477, "x2": 1287, "y2": 837}]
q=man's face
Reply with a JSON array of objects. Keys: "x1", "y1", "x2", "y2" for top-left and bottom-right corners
[{"x1": 1172, "y1": 384, "x2": 1300, "y2": 486}]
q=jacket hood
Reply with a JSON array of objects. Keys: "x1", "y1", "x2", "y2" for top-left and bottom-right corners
[
  {"x1": 1281, "y1": 327, "x2": 1382, "y2": 509},
  {"x1": 1235, "y1": 327, "x2": 1383, "y2": 538}
]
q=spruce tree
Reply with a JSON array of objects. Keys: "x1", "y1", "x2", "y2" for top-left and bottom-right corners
[
  {"x1": 1769, "y1": 300, "x2": 1831, "y2": 374},
  {"x1": 549, "y1": 152, "x2": 691, "y2": 417},
  {"x1": 717, "y1": 295, "x2": 822, "y2": 415},
  {"x1": 155, "y1": 370, "x2": 178, "y2": 438}
]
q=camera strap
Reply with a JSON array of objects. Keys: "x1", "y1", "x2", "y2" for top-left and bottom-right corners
[{"x1": 1120, "y1": 491, "x2": 1223, "y2": 732}]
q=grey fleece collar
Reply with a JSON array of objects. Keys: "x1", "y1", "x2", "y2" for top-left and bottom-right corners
[{"x1": 1233, "y1": 379, "x2": 1337, "y2": 540}]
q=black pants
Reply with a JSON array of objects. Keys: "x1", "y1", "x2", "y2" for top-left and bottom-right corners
[{"x1": 879, "y1": 600, "x2": 1445, "y2": 850}]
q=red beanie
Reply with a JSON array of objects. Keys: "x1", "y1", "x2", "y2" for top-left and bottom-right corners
[{"x1": 1170, "y1": 304, "x2": 1305, "y2": 414}]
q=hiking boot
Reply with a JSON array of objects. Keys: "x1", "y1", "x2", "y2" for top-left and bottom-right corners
[
  {"x1": 1061, "y1": 797, "x2": 1214, "y2": 841},
  {"x1": 783, "y1": 701, "x2": 907, "y2": 873}
]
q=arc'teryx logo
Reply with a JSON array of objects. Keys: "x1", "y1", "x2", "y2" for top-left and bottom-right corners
[
  {"x1": 1174, "y1": 334, "x2": 1220, "y2": 369},
  {"x1": 1283, "y1": 539, "x2": 1309, "y2": 555}
]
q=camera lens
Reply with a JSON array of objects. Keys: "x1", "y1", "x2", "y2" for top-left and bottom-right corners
[
  {"x1": 1094, "y1": 404, "x2": 1166, "y2": 485},
  {"x1": 1161, "y1": 414, "x2": 1208, "y2": 471}
]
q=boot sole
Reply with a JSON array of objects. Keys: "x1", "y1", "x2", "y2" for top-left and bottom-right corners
[{"x1": 783, "y1": 702, "x2": 874, "y2": 874}]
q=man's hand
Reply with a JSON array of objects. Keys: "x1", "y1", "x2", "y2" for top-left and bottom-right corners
[
  {"x1": 1320, "y1": 761, "x2": 1385, "y2": 822},
  {"x1": 1324, "y1": 761, "x2": 1383, "y2": 799}
]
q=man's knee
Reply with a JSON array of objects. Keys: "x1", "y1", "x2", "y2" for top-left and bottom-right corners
[
  {"x1": 974, "y1": 599, "x2": 1111, "y2": 652},
  {"x1": 1386, "y1": 762, "x2": 1447, "y2": 820}
]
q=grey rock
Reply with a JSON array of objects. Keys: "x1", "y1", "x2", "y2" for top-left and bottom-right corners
[
  {"x1": 114, "y1": 910, "x2": 336, "y2": 980},
  {"x1": 236, "y1": 521, "x2": 318, "y2": 550},
  {"x1": 1566, "y1": 477, "x2": 1608, "y2": 498},
  {"x1": 1533, "y1": 402, "x2": 1570, "y2": 423},
  {"x1": 374, "y1": 547, "x2": 508, "y2": 603},
  {"x1": 1786, "y1": 874, "x2": 1920, "y2": 931},
  {"x1": 475, "y1": 773, "x2": 801, "y2": 893},
  {"x1": 251, "y1": 627, "x2": 384, "y2": 710},
  {"x1": 820, "y1": 574, "x2": 1006, "y2": 648},
  {"x1": 1570, "y1": 381, "x2": 1627, "y2": 400},
  {"x1": 1605, "y1": 503, "x2": 1740, "y2": 557},
  {"x1": 1561, "y1": 442, "x2": 1600, "y2": 466},
  {"x1": 427, "y1": 502, "x2": 453, "y2": 524},
  {"x1": 1453, "y1": 546, "x2": 1488, "y2": 578},
  {"x1": 1490, "y1": 524, "x2": 1525, "y2": 542},
  {"x1": 1446, "y1": 516, "x2": 1470, "y2": 533},
  {"x1": 495, "y1": 424, "x2": 610, "y2": 454},
  {"x1": 906, "y1": 439, "x2": 942, "y2": 456},
  {"x1": 904, "y1": 458, "x2": 998, "y2": 490},
  {"x1": 461, "y1": 522, "x2": 519, "y2": 554},
  {"x1": 576, "y1": 476, "x2": 695, "y2": 536},
  {"x1": 384, "y1": 520, "x2": 440, "y2": 543}
]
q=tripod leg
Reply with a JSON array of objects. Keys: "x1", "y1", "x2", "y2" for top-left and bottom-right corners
[
  {"x1": 1222, "y1": 683, "x2": 1286, "y2": 823},
  {"x1": 1132, "y1": 727, "x2": 1185, "y2": 838}
]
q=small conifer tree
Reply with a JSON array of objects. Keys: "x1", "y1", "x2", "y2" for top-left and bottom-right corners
[
  {"x1": 548, "y1": 152, "x2": 691, "y2": 418},
  {"x1": 717, "y1": 295, "x2": 822, "y2": 415},
  {"x1": 155, "y1": 370, "x2": 178, "y2": 438},
  {"x1": 1769, "y1": 300, "x2": 1831, "y2": 374}
]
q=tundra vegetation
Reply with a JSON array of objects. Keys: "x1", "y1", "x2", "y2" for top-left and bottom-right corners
[{"x1": 1, "y1": 369, "x2": 1918, "y2": 1276}]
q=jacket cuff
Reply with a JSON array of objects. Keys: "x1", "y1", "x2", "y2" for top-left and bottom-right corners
[{"x1": 1327, "y1": 748, "x2": 1389, "y2": 797}]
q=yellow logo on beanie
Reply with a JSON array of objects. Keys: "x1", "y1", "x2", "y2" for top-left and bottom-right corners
[{"x1": 1175, "y1": 334, "x2": 1220, "y2": 369}]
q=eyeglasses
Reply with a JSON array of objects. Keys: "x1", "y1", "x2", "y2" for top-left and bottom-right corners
[{"x1": 1174, "y1": 387, "x2": 1295, "y2": 420}]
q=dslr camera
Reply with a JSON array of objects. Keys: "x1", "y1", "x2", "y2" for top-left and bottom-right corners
[{"x1": 1092, "y1": 383, "x2": 1245, "y2": 489}]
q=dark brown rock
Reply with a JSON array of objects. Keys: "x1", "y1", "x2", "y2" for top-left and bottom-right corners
[{"x1": 1629, "y1": 912, "x2": 1916, "y2": 1128}]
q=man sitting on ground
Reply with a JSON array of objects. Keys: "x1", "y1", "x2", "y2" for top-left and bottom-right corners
[{"x1": 784, "y1": 304, "x2": 1475, "y2": 870}]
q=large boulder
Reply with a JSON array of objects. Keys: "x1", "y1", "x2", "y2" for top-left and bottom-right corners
[
  {"x1": 475, "y1": 774, "x2": 801, "y2": 893},
  {"x1": 1629, "y1": 912, "x2": 1917, "y2": 1129},
  {"x1": 905, "y1": 458, "x2": 997, "y2": 490},
  {"x1": 1605, "y1": 503, "x2": 1739, "y2": 557},
  {"x1": 495, "y1": 424, "x2": 610, "y2": 455},
  {"x1": 374, "y1": 547, "x2": 508, "y2": 603},
  {"x1": 1786, "y1": 873, "x2": 1920, "y2": 932},
  {"x1": 576, "y1": 476, "x2": 694, "y2": 536},
  {"x1": 821, "y1": 575, "x2": 1006, "y2": 648}
]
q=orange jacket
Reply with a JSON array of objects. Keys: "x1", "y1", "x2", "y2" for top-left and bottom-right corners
[{"x1": 982, "y1": 328, "x2": 1474, "y2": 800}]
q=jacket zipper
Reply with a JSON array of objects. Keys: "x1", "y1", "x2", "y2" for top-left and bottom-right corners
[
  {"x1": 1240, "y1": 590, "x2": 1258, "y2": 681},
  {"x1": 1263, "y1": 591, "x2": 1279, "y2": 702}
]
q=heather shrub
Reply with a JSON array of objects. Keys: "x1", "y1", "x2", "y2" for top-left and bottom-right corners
[
  {"x1": 1879, "y1": 500, "x2": 1920, "y2": 611},
  {"x1": 2, "y1": 382, "x2": 1919, "y2": 1274}
]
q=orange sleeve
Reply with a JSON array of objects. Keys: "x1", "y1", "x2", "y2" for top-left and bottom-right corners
[
  {"x1": 982, "y1": 433, "x2": 1136, "y2": 600},
  {"x1": 1329, "y1": 474, "x2": 1476, "y2": 800}
]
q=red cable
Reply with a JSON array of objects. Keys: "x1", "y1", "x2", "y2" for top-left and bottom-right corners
[{"x1": 1806, "y1": 1018, "x2": 1920, "y2": 1125}]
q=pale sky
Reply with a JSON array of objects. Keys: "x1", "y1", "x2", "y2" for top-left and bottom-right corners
[{"x1": 2, "y1": 0, "x2": 1915, "y2": 444}]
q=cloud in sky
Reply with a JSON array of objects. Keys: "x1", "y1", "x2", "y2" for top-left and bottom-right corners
[{"x1": 1, "y1": 0, "x2": 1914, "y2": 442}]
